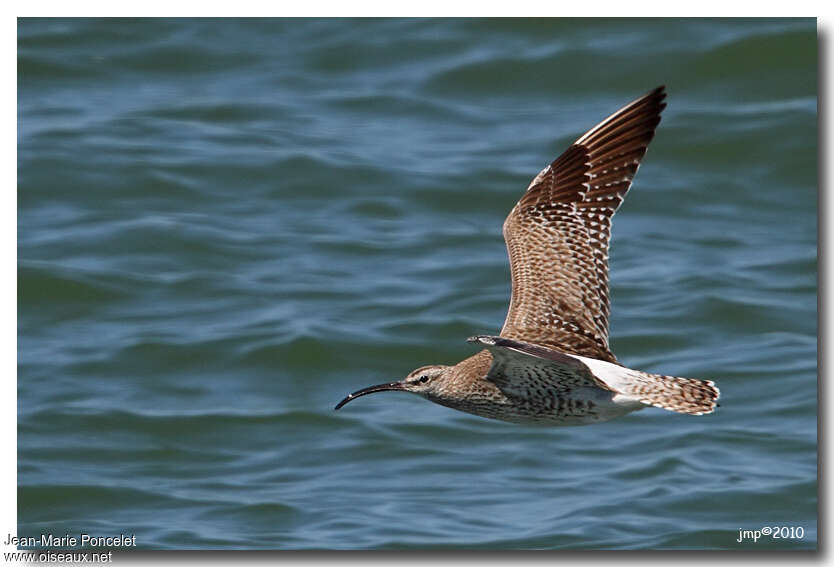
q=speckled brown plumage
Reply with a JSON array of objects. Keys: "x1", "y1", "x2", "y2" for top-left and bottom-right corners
[{"x1": 500, "y1": 86, "x2": 666, "y2": 363}]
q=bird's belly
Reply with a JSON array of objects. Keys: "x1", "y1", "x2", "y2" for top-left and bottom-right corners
[{"x1": 440, "y1": 387, "x2": 645, "y2": 426}]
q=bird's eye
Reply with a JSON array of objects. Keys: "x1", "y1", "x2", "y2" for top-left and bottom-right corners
[{"x1": 419, "y1": 375, "x2": 429, "y2": 383}]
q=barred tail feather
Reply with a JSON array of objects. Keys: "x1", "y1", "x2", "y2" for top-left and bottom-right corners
[
  {"x1": 629, "y1": 372, "x2": 720, "y2": 416},
  {"x1": 572, "y1": 354, "x2": 720, "y2": 416}
]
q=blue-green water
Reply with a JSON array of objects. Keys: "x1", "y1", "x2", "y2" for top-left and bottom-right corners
[{"x1": 18, "y1": 18, "x2": 817, "y2": 550}]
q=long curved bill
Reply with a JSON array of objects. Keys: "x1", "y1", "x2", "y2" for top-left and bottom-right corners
[{"x1": 334, "y1": 381, "x2": 404, "y2": 410}]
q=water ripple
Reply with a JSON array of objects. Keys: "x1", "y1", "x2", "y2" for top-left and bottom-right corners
[{"x1": 18, "y1": 17, "x2": 816, "y2": 550}]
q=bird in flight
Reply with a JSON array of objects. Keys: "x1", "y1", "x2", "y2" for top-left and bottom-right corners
[{"x1": 335, "y1": 86, "x2": 719, "y2": 425}]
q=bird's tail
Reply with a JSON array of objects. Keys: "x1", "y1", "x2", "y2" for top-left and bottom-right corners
[
  {"x1": 620, "y1": 370, "x2": 720, "y2": 415},
  {"x1": 576, "y1": 354, "x2": 720, "y2": 415}
]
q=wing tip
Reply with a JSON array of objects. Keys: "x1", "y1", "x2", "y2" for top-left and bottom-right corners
[{"x1": 648, "y1": 84, "x2": 667, "y2": 102}]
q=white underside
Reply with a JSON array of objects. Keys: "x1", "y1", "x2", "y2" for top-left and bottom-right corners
[{"x1": 567, "y1": 352, "x2": 648, "y2": 395}]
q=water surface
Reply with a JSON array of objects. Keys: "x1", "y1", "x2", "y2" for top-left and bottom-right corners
[{"x1": 18, "y1": 18, "x2": 817, "y2": 549}]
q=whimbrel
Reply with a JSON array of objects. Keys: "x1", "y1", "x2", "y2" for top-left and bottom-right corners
[{"x1": 335, "y1": 86, "x2": 719, "y2": 425}]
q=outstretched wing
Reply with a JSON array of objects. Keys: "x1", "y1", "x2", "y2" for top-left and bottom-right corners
[
  {"x1": 500, "y1": 86, "x2": 667, "y2": 363},
  {"x1": 467, "y1": 335, "x2": 612, "y2": 396}
]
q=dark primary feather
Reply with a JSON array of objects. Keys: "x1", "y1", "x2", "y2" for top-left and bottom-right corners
[{"x1": 500, "y1": 86, "x2": 667, "y2": 363}]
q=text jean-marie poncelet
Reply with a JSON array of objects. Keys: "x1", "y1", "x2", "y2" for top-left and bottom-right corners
[{"x1": 5, "y1": 533, "x2": 136, "y2": 548}]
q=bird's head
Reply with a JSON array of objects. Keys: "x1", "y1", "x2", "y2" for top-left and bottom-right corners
[{"x1": 334, "y1": 364, "x2": 450, "y2": 410}]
